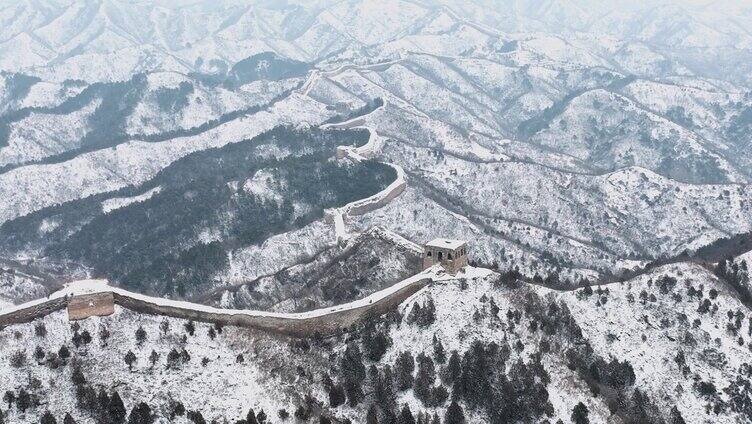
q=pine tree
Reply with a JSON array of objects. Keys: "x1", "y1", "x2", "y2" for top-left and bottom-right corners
[
  {"x1": 363, "y1": 327, "x2": 391, "y2": 361},
  {"x1": 124, "y1": 350, "x2": 137, "y2": 371},
  {"x1": 184, "y1": 321, "x2": 195, "y2": 336},
  {"x1": 341, "y1": 343, "x2": 366, "y2": 406},
  {"x1": 149, "y1": 350, "x2": 159, "y2": 368},
  {"x1": 443, "y1": 351, "x2": 461, "y2": 384},
  {"x1": 40, "y1": 411, "x2": 57, "y2": 424},
  {"x1": 670, "y1": 406, "x2": 686, "y2": 424},
  {"x1": 187, "y1": 411, "x2": 206, "y2": 424},
  {"x1": 256, "y1": 410, "x2": 267, "y2": 424},
  {"x1": 431, "y1": 413, "x2": 441, "y2": 424},
  {"x1": 135, "y1": 326, "x2": 147, "y2": 346},
  {"x1": 16, "y1": 389, "x2": 31, "y2": 413},
  {"x1": 457, "y1": 341, "x2": 491, "y2": 408},
  {"x1": 432, "y1": 335, "x2": 446, "y2": 364},
  {"x1": 395, "y1": 352, "x2": 415, "y2": 391},
  {"x1": 3, "y1": 391, "x2": 15, "y2": 409},
  {"x1": 246, "y1": 408, "x2": 258, "y2": 424},
  {"x1": 58, "y1": 345, "x2": 71, "y2": 360},
  {"x1": 414, "y1": 353, "x2": 436, "y2": 405},
  {"x1": 109, "y1": 392, "x2": 127, "y2": 423},
  {"x1": 366, "y1": 405, "x2": 379, "y2": 424},
  {"x1": 371, "y1": 365, "x2": 396, "y2": 414},
  {"x1": 208, "y1": 327, "x2": 216, "y2": 340},
  {"x1": 71, "y1": 366, "x2": 86, "y2": 386},
  {"x1": 127, "y1": 402, "x2": 153, "y2": 424},
  {"x1": 99, "y1": 325, "x2": 110, "y2": 343},
  {"x1": 398, "y1": 404, "x2": 415, "y2": 424},
  {"x1": 63, "y1": 413, "x2": 76, "y2": 424},
  {"x1": 96, "y1": 389, "x2": 110, "y2": 419},
  {"x1": 166, "y1": 349, "x2": 181, "y2": 369},
  {"x1": 170, "y1": 401, "x2": 185, "y2": 419},
  {"x1": 444, "y1": 401, "x2": 465, "y2": 424},
  {"x1": 329, "y1": 385, "x2": 345, "y2": 407},
  {"x1": 571, "y1": 402, "x2": 589, "y2": 424},
  {"x1": 160, "y1": 319, "x2": 170, "y2": 334},
  {"x1": 35, "y1": 346, "x2": 45, "y2": 361}
]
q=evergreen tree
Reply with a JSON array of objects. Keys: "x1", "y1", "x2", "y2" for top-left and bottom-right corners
[
  {"x1": 443, "y1": 351, "x2": 461, "y2": 384},
  {"x1": 431, "y1": 413, "x2": 441, "y2": 424},
  {"x1": 109, "y1": 392, "x2": 127, "y2": 423},
  {"x1": 124, "y1": 350, "x2": 137, "y2": 371},
  {"x1": 127, "y1": 402, "x2": 153, "y2": 424},
  {"x1": 40, "y1": 411, "x2": 57, "y2": 424},
  {"x1": 363, "y1": 327, "x2": 391, "y2": 361},
  {"x1": 433, "y1": 335, "x2": 446, "y2": 364},
  {"x1": 329, "y1": 385, "x2": 345, "y2": 407},
  {"x1": 246, "y1": 408, "x2": 258, "y2": 424},
  {"x1": 414, "y1": 353, "x2": 436, "y2": 405},
  {"x1": 71, "y1": 366, "x2": 86, "y2": 386},
  {"x1": 670, "y1": 406, "x2": 686, "y2": 424},
  {"x1": 398, "y1": 404, "x2": 415, "y2": 424},
  {"x1": 135, "y1": 326, "x2": 147, "y2": 346},
  {"x1": 16, "y1": 389, "x2": 31, "y2": 413},
  {"x1": 35, "y1": 346, "x2": 45, "y2": 361},
  {"x1": 99, "y1": 325, "x2": 110, "y2": 342},
  {"x1": 395, "y1": 352, "x2": 415, "y2": 391},
  {"x1": 371, "y1": 365, "x2": 397, "y2": 414},
  {"x1": 160, "y1": 319, "x2": 170, "y2": 334},
  {"x1": 63, "y1": 413, "x2": 77, "y2": 424},
  {"x1": 571, "y1": 402, "x2": 589, "y2": 424},
  {"x1": 208, "y1": 327, "x2": 216, "y2": 340},
  {"x1": 256, "y1": 410, "x2": 267, "y2": 423},
  {"x1": 149, "y1": 350, "x2": 159, "y2": 368},
  {"x1": 3, "y1": 391, "x2": 15, "y2": 409},
  {"x1": 166, "y1": 349, "x2": 181, "y2": 369},
  {"x1": 170, "y1": 401, "x2": 185, "y2": 419},
  {"x1": 58, "y1": 345, "x2": 71, "y2": 360},
  {"x1": 444, "y1": 401, "x2": 465, "y2": 424},
  {"x1": 457, "y1": 341, "x2": 491, "y2": 408},
  {"x1": 187, "y1": 411, "x2": 206, "y2": 424},
  {"x1": 81, "y1": 331, "x2": 92, "y2": 345},
  {"x1": 184, "y1": 321, "x2": 195, "y2": 336},
  {"x1": 341, "y1": 343, "x2": 366, "y2": 406},
  {"x1": 97, "y1": 389, "x2": 110, "y2": 413},
  {"x1": 366, "y1": 405, "x2": 379, "y2": 424}
]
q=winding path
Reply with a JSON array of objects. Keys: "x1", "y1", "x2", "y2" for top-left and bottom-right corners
[{"x1": 321, "y1": 101, "x2": 408, "y2": 243}]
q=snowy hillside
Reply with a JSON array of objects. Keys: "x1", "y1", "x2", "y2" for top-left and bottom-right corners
[
  {"x1": 1, "y1": 261, "x2": 750, "y2": 423},
  {"x1": 1, "y1": 2, "x2": 752, "y2": 423}
]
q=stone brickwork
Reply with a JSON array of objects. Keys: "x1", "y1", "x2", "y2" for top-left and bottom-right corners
[
  {"x1": 0, "y1": 277, "x2": 432, "y2": 338},
  {"x1": 423, "y1": 239, "x2": 468, "y2": 274},
  {"x1": 67, "y1": 292, "x2": 115, "y2": 320}
]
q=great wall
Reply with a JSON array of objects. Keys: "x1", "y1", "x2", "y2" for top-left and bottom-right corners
[
  {"x1": 0, "y1": 266, "x2": 491, "y2": 338},
  {"x1": 0, "y1": 96, "x2": 467, "y2": 339}
]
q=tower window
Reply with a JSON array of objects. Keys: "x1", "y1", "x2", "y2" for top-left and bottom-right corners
[{"x1": 438, "y1": 252, "x2": 443, "y2": 260}]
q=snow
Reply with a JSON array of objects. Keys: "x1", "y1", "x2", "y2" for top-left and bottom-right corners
[
  {"x1": 101, "y1": 187, "x2": 162, "y2": 214},
  {"x1": 0, "y1": 266, "x2": 492, "y2": 321},
  {"x1": 0, "y1": 92, "x2": 331, "y2": 226},
  {"x1": 425, "y1": 238, "x2": 466, "y2": 250}
]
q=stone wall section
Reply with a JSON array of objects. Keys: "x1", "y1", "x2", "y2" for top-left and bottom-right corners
[
  {"x1": 67, "y1": 292, "x2": 115, "y2": 320},
  {"x1": 0, "y1": 278, "x2": 431, "y2": 338}
]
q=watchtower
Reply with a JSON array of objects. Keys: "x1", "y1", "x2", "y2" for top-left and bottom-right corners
[{"x1": 423, "y1": 238, "x2": 468, "y2": 274}]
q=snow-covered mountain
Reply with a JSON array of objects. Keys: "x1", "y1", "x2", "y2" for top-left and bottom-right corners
[{"x1": 1, "y1": 1, "x2": 752, "y2": 423}]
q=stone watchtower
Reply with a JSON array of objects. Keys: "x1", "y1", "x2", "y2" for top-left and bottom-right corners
[{"x1": 423, "y1": 238, "x2": 468, "y2": 274}]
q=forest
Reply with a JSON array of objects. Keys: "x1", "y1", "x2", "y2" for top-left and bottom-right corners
[{"x1": 0, "y1": 126, "x2": 395, "y2": 298}]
